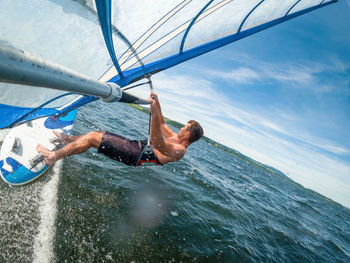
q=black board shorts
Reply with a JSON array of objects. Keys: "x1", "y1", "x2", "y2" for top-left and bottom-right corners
[{"x1": 97, "y1": 132, "x2": 162, "y2": 166}]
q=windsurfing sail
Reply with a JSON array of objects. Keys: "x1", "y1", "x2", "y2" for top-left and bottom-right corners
[
  {"x1": 0, "y1": 0, "x2": 337, "y2": 131},
  {"x1": 95, "y1": 0, "x2": 337, "y2": 87}
]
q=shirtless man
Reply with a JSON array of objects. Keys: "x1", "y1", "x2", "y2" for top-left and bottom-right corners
[{"x1": 37, "y1": 92, "x2": 203, "y2": 166}]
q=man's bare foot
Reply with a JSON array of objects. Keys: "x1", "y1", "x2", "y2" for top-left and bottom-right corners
[
  {"x1": 53, "y1": 131, "x2": 71, "y2": 143},
  {"x1": 36, "y1": 144, "x2": 57, "y2": 166}
]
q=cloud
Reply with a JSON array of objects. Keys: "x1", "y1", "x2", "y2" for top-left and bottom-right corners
[
  {"x1": 213, "y1": 67, "x2": 261, "y2": 83},
  {"x1": 328, "y1": 55, "x2": 350, "y2": 74},
  {"x1": 266, "y1": 65, "x2": 318, "y2": 85},
  {"x1": 208, "y1": 51, "x2": 350, "y2": 94},
  {"x1": 153, "y1": 71, "x2": 346, "y2": 149},
  {"x1": 150, "y1": 69, "x2": 350, "y2": 160}
]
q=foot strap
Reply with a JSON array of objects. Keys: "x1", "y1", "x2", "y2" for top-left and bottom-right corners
[
  {"x1": 11, "y1": 137, "x2": 22, "y2": 155},
  {"x1": 29, "y1": 154, "x2": 44, "y2": 169}
]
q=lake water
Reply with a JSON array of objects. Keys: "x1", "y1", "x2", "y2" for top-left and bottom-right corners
[{"x1": 1, "y1": 101, "x2": 349, "y2": 262}]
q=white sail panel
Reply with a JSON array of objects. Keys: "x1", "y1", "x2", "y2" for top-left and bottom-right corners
[
  {"x1": 292, "y1": 0, "x2": 328, "y2": 13},
  {"x1": 182, "y1": 0, "x2": 258, "y2": 52},
  {"x1": 111, "y1": 0, "x2": 192, "y2": 46},
  {"x1": 242, "y1": 0, "x2": 299, "y2": 31}
]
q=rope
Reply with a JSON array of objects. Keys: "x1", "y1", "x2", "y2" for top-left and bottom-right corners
[
  {"x1": 122, "y1": 81, "x2": 152, "y2": 91},
  {"x1": 146, "y1": 75, "x2": 154, "y2": 146}
]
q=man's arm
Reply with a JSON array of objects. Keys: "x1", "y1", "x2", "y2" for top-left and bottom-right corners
[
  {"x1": 151, "y1": 93, "x2": 176, "y2": 138},
  {"x1": 149, "y1": 94, "x2": 185, "y2": 160}
]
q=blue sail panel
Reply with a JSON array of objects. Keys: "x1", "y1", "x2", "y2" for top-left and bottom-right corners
[
  {"x1": 0, "y1": 94, "x2": 98, "y2": 130},
  {"x1": 0, "y1": 104, "x2": 58, "y2": 129},
  {"x1": 95, "y1": 0, "x2": 124, "y2": 78}
]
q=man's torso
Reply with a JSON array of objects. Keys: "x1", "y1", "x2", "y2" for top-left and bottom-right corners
[{"x1": 152, "y1": 136, "x2": 186, "y2": 164}]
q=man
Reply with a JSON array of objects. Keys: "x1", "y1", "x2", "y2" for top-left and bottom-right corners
[{"x1": 37, "y1": 92, "x2": 203, "y2": 166}]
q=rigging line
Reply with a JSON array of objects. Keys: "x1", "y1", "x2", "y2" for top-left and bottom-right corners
[
  {"x1": 238, "y1": 0, "x2": 265, "y2": 34},
  {"x1": 147, "y1": 75, "x2": 154, "y2": 93},
  {"x1": 98, "y1": 23, "x2": 145, "y2": 81},
  {"x1": 108, "y1": 25, "x2": 145, "y2": 71},
  {"x1": 97, "y1": 25, "x2": 145, "y2": 81},
  {"x1": 146, "y1": 75, "x2": 154, "y2": 146},
  {"x1": 179, "y1": 0, "x2": 215, "y2": 54},
  {"x1": 122, "y1": 81, "x2": 152, "y2": 91},
  {"x1": 285, "y1": 0, "x2": 302, "y2": 17}
]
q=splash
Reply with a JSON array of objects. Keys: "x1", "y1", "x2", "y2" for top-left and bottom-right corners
[{"x1": 33, "y1": 161, "x2": 62, "y2": 263}]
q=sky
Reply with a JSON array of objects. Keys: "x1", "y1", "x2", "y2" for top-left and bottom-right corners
[{"x1": 133, "y1": 0, "x2": 350, "y2": 208}]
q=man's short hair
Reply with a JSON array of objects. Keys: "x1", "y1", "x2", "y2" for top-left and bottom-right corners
[{"x1": 186, "y1": 120, "x2": 204, "y2": 144}]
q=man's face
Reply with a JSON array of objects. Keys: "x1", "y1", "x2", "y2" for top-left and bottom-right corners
[{"x1": 179, "y1": 122, "x2": 191, "y2": 138}]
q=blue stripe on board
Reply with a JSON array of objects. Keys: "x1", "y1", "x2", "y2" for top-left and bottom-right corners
[
  {"x1": 0, "y1": 157, "x2": 46, "y2": 185},
  {"x1": 0, "y1": 158, "x2": 21, "y2": 178}
]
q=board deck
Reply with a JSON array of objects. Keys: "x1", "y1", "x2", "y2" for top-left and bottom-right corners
[{"x1": 0, "y1": 109, "x2": 77, "y2": 185}]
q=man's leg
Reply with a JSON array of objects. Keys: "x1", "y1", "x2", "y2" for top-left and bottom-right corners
[
  {"x1": 37, "y1": 131, "x2": 104, "y2": 166},
  {"x1": 53, "y1": 131, "x2": 80, "y2": 143}
]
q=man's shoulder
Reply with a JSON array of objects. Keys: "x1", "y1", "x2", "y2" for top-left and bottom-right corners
[{"x1": 164, "y1": 139, "x2": 186, "y2": 154}]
